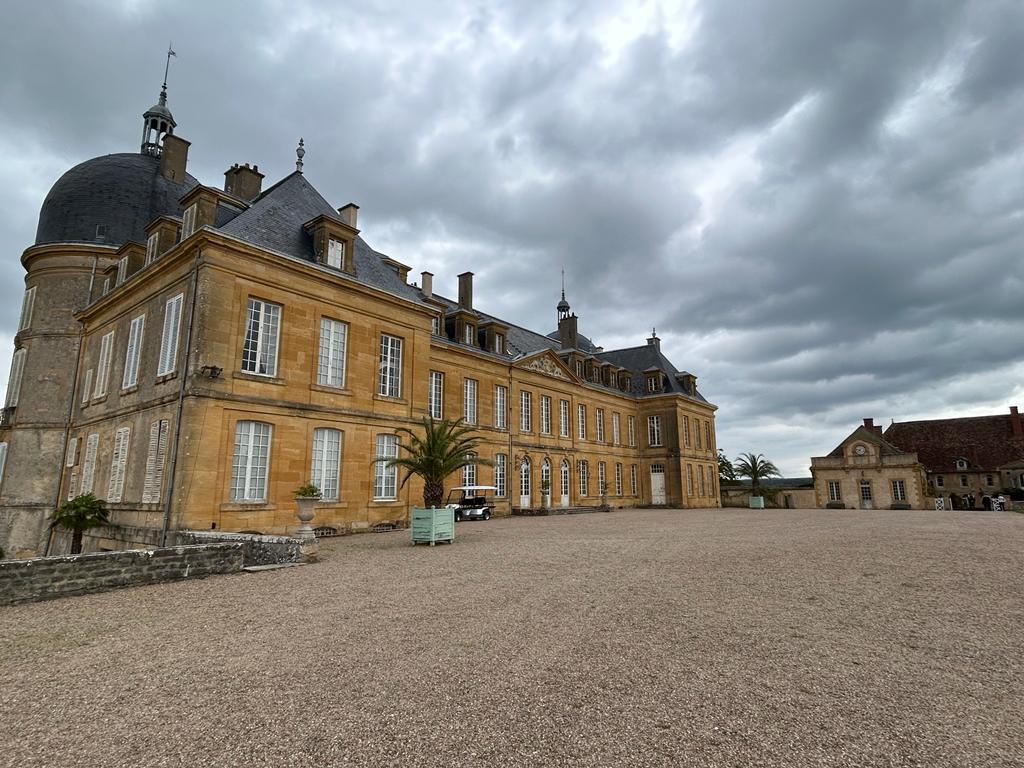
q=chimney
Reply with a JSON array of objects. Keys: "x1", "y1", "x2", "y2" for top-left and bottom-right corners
[
  {"x1": 558, "y1": 313, "x2": 578, "y2": 350},
  {"x1": 223, "y1": 163, "x2": 265, "y2": 201},
  {"x1": 1011, "y1": 406, "x2": 1023, "y2": 438},
  {"x1": 420, "y1": 271, "x2": 433, "y2": 299},
  {"x1": 647, "y1": 328, "x2": 660, "y2": 351},
  {"x1": 863, "y1": 418, "x2": 874, "y2": 430},
  {"x1": 458, "y1": 271, "x2": 473, "y2": 310},
  {"x1": 159, "y1": 134, "x2": 191, "y2": 182},
  {"x1": 338, "y1": 203, "x2": 359, "y2": 228}
]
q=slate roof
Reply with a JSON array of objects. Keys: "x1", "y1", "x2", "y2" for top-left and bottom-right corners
[
  {"x1": 883, "y1": 412, "x2": 1024, "y2": 472},
  {"x1": 36, "y1": 153, "x2": 198, "y2": 246},
  {"x1": 599, "y1": 344, "x2": 709, "y2": 403}
]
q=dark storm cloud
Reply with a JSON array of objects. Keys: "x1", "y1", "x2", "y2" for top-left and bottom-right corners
[{"x1": 2, "y1": 0, "x2": 1023, "y2": 474}]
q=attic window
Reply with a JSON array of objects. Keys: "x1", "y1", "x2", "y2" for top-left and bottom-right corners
[
  {"x1": 95, "y1": 224, "x2": 108, "y2": 241},
  {"x1": 327, "y1": 238, "x2": 345, "y2": 269},
  {"x1": 431, "y1": 316, "x2": 440, "y2": 335},
  {"x1": 463, "y1": 324, "x2": 474, "y2": 345},
  {"x1": 955, "y1": 459, "x2": 968, "y2": 470},
  {"x1": 115, "y1": 256, "x2": 129, "y2": 287},
  {"x1": 494, "y1": 333, "x2": 504, "y2": 354},
  {"x1": 181, "y1": 204, "x2": 198, "y2": 238},
  {"x1": 646, "y1": 376, "x2": 659, "y2": 393}
]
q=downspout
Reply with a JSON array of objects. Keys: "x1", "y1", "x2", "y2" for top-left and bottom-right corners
[
  {"x1": 507, "y1": 362, "x2": 514, "y2": 509},
  {"x1": 44, "y1": 255, "x2": 99, "y2": 556},
  {"x1": 159, "y1": 247, "x2": 201, "y2": 546}
]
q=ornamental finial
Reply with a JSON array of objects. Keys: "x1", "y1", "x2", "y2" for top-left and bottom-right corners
[{"x1": 296, "y1": 138, "x2": 305, "y2": 172}]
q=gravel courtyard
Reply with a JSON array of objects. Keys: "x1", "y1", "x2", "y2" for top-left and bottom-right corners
[{"x1": 2, "y1": 508, "x2": 1022, "y2": 767}]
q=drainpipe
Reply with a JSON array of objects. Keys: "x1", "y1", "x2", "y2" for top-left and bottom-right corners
[
  {"x1": 44, "y1": 255, "x2": 99, "y2": 557},
  {"x1": 507, "y1": 362, "x2": 514, "y2": 510},
  {"x1": 159, "y1": 248, "x2": 202, "y2": 546}
]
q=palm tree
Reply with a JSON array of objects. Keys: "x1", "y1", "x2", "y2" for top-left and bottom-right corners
[
  {"x1": 51, "y1": 493, "x2": 109, "y2": 554},
  {"x1": 733, "y1": 452, "x2": 780, "y2": 499},
  {"x1": 384, "y1": 417, "x2": 492, "y2": 508}
]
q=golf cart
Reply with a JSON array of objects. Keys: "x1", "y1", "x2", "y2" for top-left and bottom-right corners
[{"x1": 446, "y1": 485, "x2": 497, "y2": 522}]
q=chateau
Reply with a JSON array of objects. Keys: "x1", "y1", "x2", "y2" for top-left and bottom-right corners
[{"x1": 0, "y1": 84, "x2": 720, "y2": 558}]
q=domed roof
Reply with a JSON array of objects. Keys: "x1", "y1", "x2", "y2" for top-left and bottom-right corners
[{"x1": 35, "y1": 152, "x2": 198, "y2": 247}]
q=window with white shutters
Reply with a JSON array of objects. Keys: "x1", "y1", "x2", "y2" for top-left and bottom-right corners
[
  {"x1": 157, "y1": 293, "x2": 183, "y2": 376},
  {"x1": 181, "y1": 204, "x2": 197, "y2": 238},
  {"x1": 80, "y1": 433, "x2": 99, "y2": 494},
  {"x1": 378, "y1": 335, "x2": 402, "y2": 397},
  {"x1": 311, "y1": 428, "x2": 342, "y2": 501},
  {"x1": 65, "y1": 437, "x2": 78, "y2": 467},
  {"x1": 107, "y1": 427, "x2": 131, "y2": 503},
  {"x1": 81, "y1": 369, "x2": 93, "y2": 405},
  {"x1": 494, "y1": 386, "x2": 507, "y2": 429},
  {"x1": 5, "y1": 348, "x2": 26, "y2": 407},
  {"x1": 230, "y1": 421, "x2": 272, "y2": 501},
  {"x1": 122, "y1": 315, "x2": 145, "y2": 389},
  {"x1": 463, "y1": 379, "x2": 478, "y2": 424},
  {"x1": 142, "y1": 420, "x2": 170, "y2": 503},
  {"x1": 428, "y1": 371, "x2": 444, "y2": 419},
  {"x1": 94, "y1": 331, "x2": 115, "y2": 398},
  {"x1": 241, "y1": 298, "x2": 281, "y2": 376},
  {"x1": 116, "y1": 256, "x2": 128, "y2": 287},
  {"x1": 67, "y1": 472, "x2": 78, "y2": 500},
  {"x1": 18, "y1": 287, "x2": 36, "y2": 332},
  {"x1": 145, "y1": 232, "x2": 159, "y2": 265},
  {"x1": 374, "y1": 434, "x2": 398, "y2": 499},
  {"x1": 317, "y1": 318, "x2": 347, "y2": 388}
]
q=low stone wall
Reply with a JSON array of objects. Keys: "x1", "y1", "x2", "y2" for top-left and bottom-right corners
[
  {"x1": 173, "y1": 530, "x2": 302, "y2": 566},
  {"x1": 0, "y1": 543, "x2": 244, "y2": 606}
]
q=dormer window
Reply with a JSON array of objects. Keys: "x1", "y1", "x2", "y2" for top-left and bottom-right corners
[
  {"x1": 116, "y1": 256, "x2": 129, "y2": 287},
  {"x1": 181, "y1": 204, "x2": 198, "y2": 239},
  {"x1": 575, "y1": 360, "x2": 584, "y2": 378},
  {"x1": 647, "y1": 376, "x2": 659, "y2": 393},
  {"x1": 327, "y1": 238, "x2": 345, "y2": 269},
  {"x1": 431, "y1": 316, "x2": 440, "y2": 335},
  {"x1": 955, "y1": 458, "x2": 968, "y2": 470},
  {"x1": 494, "y1": 332, "x2": 504, "y2": 354},
  {"x1": 463, "y1": 324, "x2": 475, "y2": 345},
  {"x1": 146, "y1": 232, "x2": 159, "y2": 265}
]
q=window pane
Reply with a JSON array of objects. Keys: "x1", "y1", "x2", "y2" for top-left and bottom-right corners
[{"x1": 317, "y1": 318, "x2": 347, "y2": 387}]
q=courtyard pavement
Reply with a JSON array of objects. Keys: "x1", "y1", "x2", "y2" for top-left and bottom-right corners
[{"x1": 1, "y1": 508, "x2": 1022, "y2": 767}]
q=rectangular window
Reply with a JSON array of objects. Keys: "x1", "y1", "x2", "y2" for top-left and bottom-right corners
[
  {"x1": 102, "y1": 277, "x2": 110, "y2": 296},
  {"x1": 106, "y1": 426, "x2": 131, "y2": 503},
  {"x1": 577, "y1": 404, "x2": 586, "y2": 440},
  {"x1": 122, "y1": 314, "x2": 145, "y2": 389},
  {"x1": 695, "y1": 420, "x2": 703, "y2": 450},
  {"x1": 494, "y1": 333, "x2": 504, "y2": 354},
  {"x1": 230, "y1": 421, "x2": 272, "y2": 502},
  {"x1": 327, "y1": 238, "x2": 345, "y2": 269},
  {"x1": 80, "y1": 369, "x2": 93, "y2": 406},
  {"x1": 431, "y1": 315, "x2": 440, "y2": 335},
  {"x1": 181, "y1": 203, "x2": 197, "y2": 238},
  {"x1": 860, "y1": 481, "x2": 872, "y2": 501},
  {"x1": 311, "y1": 427, "x2": 342, "y2": 501},
  {"x1": 540, "y1": 395, "x2": 552, "y2": 434},
  {"x1": 612, "y1": 413, "x2": 620, "y2": 445},
  {"x1": 145, "y1": 232, "x2": 159, "y2": 265},
  {"x1": 5, "y1": 348, "x2": 26, "y2": 407},
  {"x1": 627, "y1": 416, "x2": 636, "y2": 447},
  {"x1": 241, "y1": 298, "x2": 281, "y2": 377},
  {"x1": 828, "y1": 480, "x2": 841, "y2": 502},
  {"x1": 892, "y1": 479, "x2": 906, "y2": 502},
  {"x1": 464, "y1": 379, "x2": 478, "y2": 424},
  {"x1": 630, "y1": 464, "x2": 638, "y2": 496},
  {"x1": 959, "y1": 475, "x2": 968, "y2": 487},
  {"x1": 374, "y1": 434, "x2": 398, "y2": 499},
  {"x1": 686, "y1": 464, "x2": 694, "y2": 496},
  {"x1": 705, "y1": 421, "x2": 712, "y2": 451},
  {"x1": 116, "y1": 256, "x2": 128, "y2": 287},
  {"x1": 936, "y1": 476, "x2": 944, "y2": 488},
  {"x1": 648, "y1": 415, "x2": 662, "y2": 447},
  {"x1": 463, "y1": 324, "x2": 474, "y2": 345},
  {"x1": 462, "y1": 453, "x2": 477, "y2": 487},
  {"x1": 94, "y1": 331, "x2": 115, "y2": 398},
  {"x1": 378, "y1": 334, "x2": 403, "y2": 397},
  {"x1": 428, "y1": 371, "x2": 444, "y2": 419},
  {"x1": 0, "y1": 442, "x2": 7, "y2": 487},
  {"x1": 81, "y1": 433, "x2": 99, "y2": 495},
  {"x1": 598, "y1": 461, "x2": 607, "y2": 495},
  {"x1": 157, "y1": 293, "x2": 183, "y2": 376},
  {"x1": 615, "y1": 463, "x2": 623, "y2": 496},
  {"x1": 575, "y1": 360, "x2": 584, "y2": 378},
  {"x1": 986, "y1": 474, "x2": 994, "y2": 486},
  {"x1": 647, "y1": 376, "x2": 658, "y2": 393},
  {"x1": 142, "y1": 419, "x2": 170, "y2": 504},
  {"x1": 494, "y1": 385, "x2": 507, "y2": 429},
  {"x1": 18, "y1": 286, "x2": 36, "y2": 332},
  {"x1": 683, "y1": 415, "x2": 691, "y2": 448},
  {"x1": 578, "y1": 461, "x2": 589, "y2": 496},
  {"x1": 698, "y1": 465, "x2": 706, "y2": 496},
  {"x1": 559, "y1": 399, "x2": 569, "y2": 437},
  {"x1": 317, "y1": 317, "x2": 348, "y2": 388},
  {"x1": 596, "y1": 409, "x2": 605, "y2": 442},
  {"x1": 495, "y1": 453, "x2": 507, "y2": 497},
  {"x1": 520, "y1": 390, "x2": 532, "y2": 432},
  {"x1": 65, "y1": 437, "x2": 78, "y2": 467}
]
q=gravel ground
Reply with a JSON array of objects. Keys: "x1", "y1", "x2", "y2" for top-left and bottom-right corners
[{"x1": 2, "y1": 508, "x2": 1023, "y2": 768}]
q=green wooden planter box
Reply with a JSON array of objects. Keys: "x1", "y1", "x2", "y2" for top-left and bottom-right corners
[
  {"x1": 749, "y1": 496, "x2": 765, "y2": 509},
  {"x1": 411, "y1": 507, "x2": 454, "y2": 546}
]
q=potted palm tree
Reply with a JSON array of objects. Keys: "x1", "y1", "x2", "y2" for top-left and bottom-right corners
[
  {"x1": 734, "y1": 452, "x2": 780, "y2": 509},
  {"x1": 51, "y1": 493, "x2": 109, "y2": 554},
  {"x1": 383, "y1": 417, "x2": 491, "y2": 546},
  {"x1": 293, "y1": 481, "x2": 321, "y2": 540}
]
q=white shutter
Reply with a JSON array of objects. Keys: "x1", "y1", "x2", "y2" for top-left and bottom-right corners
[
  {"x1": 0, "y1": 442, "x2": 7, "y2": 485},
  {"x1": 5, "y1": 348, "x2": 26, "y2": 407},
  {"x1": 146, "y1": 232, "x2": 159, "y2": 265},
  {"x1": 81, "y1": 433, "x2": 99, "y2": 494},
  {"x1": 143, "y1": 419, "x2": 169, "y2": 503},
  {"x1": 18, "y1": 287, "x2": 36, "y2": 332},
  {"x1": 94, "y1": 331, "x2": 114, "y2": 397},
  {"x1": 158, "y1": 294, "x2": 183, "y2": 376},
  {"x1": 116, "y1": 256, "x2": 128, "y2": 286},
  {"x1": 122, "y1": 314, "x2": 145, "y2": 389},
  {"x1": 67, "y1": 471, "x2": 78, "y2": 500},
  {"x1": 107, "y1": 427, "x2": 131, "y2": 502},
  {"x1": 81, "y1": 369, "x2": 93, "y2": 405},
  {"x1": 65, "y1": 437, "x2": 78, "y2": 467}
]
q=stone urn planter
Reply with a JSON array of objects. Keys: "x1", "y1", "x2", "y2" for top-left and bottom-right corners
[
  {"x1": 293, "y1": 482, "x2": 321, "y2": 546},
  {"x1": 411, "y1": 507, "x2": 455, "y2": 546}
]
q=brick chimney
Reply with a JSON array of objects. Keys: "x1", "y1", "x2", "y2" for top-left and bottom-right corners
[
  {"x1": 863, "y1": 418, "x2": 874, "y2": 429},
  {"x1": 159, "y1": 134, "x2": 190, "y2": 182},
  {"x1": 458, "y1": 272, "x2": 473, "y2": 310},
  {"x1": 1011, "y1": 406, "x2": 1023, "y2": 438},
  {"x1": 420, "y1": 271, "x2": 433, "y2": 299},
  {"x1": 558, "y1": 314, "x2": 578, "y2": 350},
  {"x1": 224, "y1": 163, "x2": 264, "y2": 201}
]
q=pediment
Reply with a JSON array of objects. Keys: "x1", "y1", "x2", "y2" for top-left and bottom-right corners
[{"x1": 514, "y1": 349, "x2": 578, "y2": 382}]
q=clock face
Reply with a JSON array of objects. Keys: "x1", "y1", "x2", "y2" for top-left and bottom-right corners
[{"x1": 854, "y1": 445, "x2": 866, "y2": 456}]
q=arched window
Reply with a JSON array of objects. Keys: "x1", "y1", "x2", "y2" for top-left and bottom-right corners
[
  {"x1": 541, "y1": 458, "x2": 551, "y2": 493},
  {"x1": 578, "y1": 460, "x2": 589, "y2": 496},
  {"x1": 520, "y1": 457, "x2": 531, "y2": 497},
  {"x1": 560, "y1": 459, "x2": 570, "y2": 498}
]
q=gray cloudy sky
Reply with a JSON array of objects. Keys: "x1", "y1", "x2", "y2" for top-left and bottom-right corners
[{"x1": 2, "y1": 0, "x2": 1023, "y2": 475}]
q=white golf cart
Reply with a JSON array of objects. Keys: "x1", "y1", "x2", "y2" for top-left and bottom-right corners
[{"x1": 446, "y1": 485, "x2": 498, "y2": 522}]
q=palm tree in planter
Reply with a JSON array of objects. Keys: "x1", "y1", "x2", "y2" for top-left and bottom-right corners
[
  {"x1": 383, "y1": 417, "x2": 491, "y2": 545},
  {"x1": 51, "y1": 493, "x2": 109, "y2": 554},
  {"x1": 734, "y1": 452, "x2": 780, "y2": 508}
]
